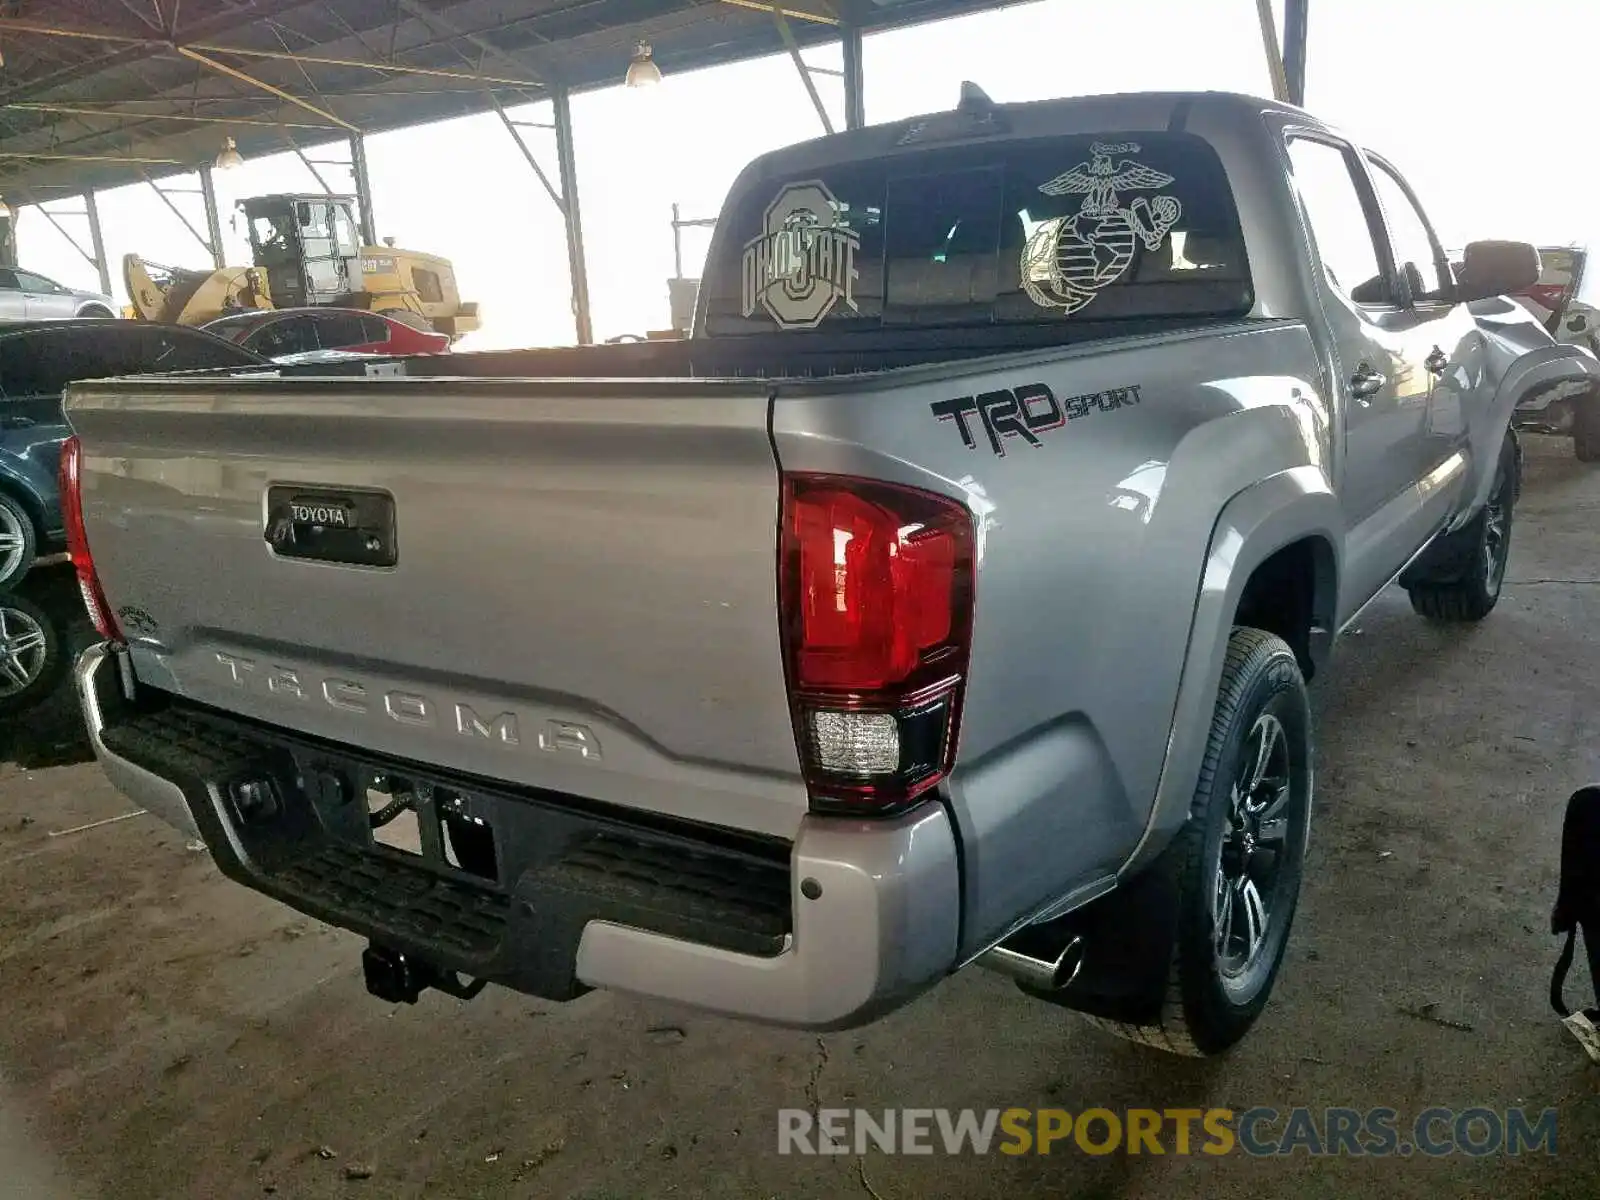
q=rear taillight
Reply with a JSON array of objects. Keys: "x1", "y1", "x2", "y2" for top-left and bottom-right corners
[
  {"x1": 59, "y1": 435, "x2": 122, "y2": 642},
  {"x1": 779, "y1": 473, "x2": 976, "y2": 816}
]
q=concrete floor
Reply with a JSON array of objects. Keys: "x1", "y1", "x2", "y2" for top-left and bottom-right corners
[{"x1": 3, "y1": 436, "x2": 1600, "y2": 1200}]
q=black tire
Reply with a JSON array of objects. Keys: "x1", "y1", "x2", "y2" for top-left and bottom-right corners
[
  {"x1": 0, "y1": 590, "x2": 64, "y2": 717},
  {"x1": 1083, "y1": 628, "x2": 1312, "y2": 1056},
  {"x1": 1406, "y1": 437, "x2": 1516, "y2": 621},
  {"x1": 76, "y1": 305, "x2": 115, "y2": 319},
  {"x1": 0, "y1": 492, "x2": 37, "y2": 590},
  {"x1": 1574, "y1": 395, "x2": 1600, "y2": 463}
]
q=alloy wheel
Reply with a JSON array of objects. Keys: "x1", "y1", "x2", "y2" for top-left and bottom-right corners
[
  {"x1": 0, "y1": 504, "x2": 25, "y2": 583},
  {"x1": 1214, "y1": 712, "x2": 1293, "y2": 985},
  {"x1": 0, "y1": 603, "x2": 48, "y2": 698}
]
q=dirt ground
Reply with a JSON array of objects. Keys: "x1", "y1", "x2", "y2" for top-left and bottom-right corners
[{"x1": 3, "y1": 436, "x2": 1599, "y2": 1200}]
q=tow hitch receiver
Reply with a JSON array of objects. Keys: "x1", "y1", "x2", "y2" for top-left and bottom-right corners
[{"x1": 362, "y1": 943, "x2": 488, "y2": 1005}]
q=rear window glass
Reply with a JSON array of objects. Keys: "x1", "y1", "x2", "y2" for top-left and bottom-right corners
[{"x1": 703, "y1": 131, "x2": 1251, "y2": 335}]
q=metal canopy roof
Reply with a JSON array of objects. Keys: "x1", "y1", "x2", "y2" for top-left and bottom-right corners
[{"x1": 0, "y1": 0, "x2": 1028, "y2": 198}]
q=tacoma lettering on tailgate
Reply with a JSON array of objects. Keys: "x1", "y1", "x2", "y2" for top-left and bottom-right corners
[{"x1": 212, "y1": 652, "x2": 602, "y2": 759}]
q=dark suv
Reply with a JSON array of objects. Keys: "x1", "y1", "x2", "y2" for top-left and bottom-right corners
[{"x1": 0, "y1": 320, "x2": 267, "y2": 588}]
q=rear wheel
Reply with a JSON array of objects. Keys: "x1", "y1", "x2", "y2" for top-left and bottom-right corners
[
  {"x1": 1082, "y1": 628, "x2": 1312, "y2": 1056},
  {"x1": 0, "y1": 493, "x2": 37, "y2": 589}
]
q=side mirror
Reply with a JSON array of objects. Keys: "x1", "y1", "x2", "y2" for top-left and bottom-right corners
[{"x1": 1456, "y1": 240, "x2": 1541, "y2": 302}]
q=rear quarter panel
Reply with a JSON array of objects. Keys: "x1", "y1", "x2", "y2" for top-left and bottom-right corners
[{"x1": 773, "y1": 321, "x2": 1334, "y2": 955}]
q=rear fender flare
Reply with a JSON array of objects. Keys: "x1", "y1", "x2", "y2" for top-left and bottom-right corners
[{"x1": 1118, "y1": 466, "x2": 1341, "y2": 879}]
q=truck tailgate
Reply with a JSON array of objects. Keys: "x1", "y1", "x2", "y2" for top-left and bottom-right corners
[{"x1": 66, "y1": 378, "x2": 810, "y2": 840}]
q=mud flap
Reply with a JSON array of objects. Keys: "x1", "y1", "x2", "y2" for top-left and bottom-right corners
[{"x1": 1014, "y1": 841, "x2": 1183, "y2": 1025}]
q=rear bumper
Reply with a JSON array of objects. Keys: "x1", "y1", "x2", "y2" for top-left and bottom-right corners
[{"x1": 75, "y1": 643, "x2": 960, "y2": 1029}]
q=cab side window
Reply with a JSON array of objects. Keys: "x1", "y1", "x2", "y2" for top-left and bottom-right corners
[
  {"x1": 1365, "y1": 159, "x2": 1451, "y2": 304},
  {"x1": 1286, "y1": 137, "x2": 1389, "y2": 307}
]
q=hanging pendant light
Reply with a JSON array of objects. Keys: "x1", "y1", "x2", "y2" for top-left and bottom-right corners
[
  {"x1": 215, "y1": 136, "x2": 244, "y2": 170},
  {"x1": 625, "y1": 41, "x2": 662, "y2": 88}
]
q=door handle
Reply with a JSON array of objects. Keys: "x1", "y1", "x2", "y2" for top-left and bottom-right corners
[
  {"x1": 1349, "y1": 364, "x2": 1386, "y2": 402},
  {"x1": 1424, "y1": 346, "x2": 1449, "y2": 374}
]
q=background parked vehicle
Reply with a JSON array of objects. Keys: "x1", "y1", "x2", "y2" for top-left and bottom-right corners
[
  {"x1": 1503, "y1": 246, "x2": 1600, "y2": 459},
  {"x1": 0, "y1": 320, "x2": 267, "y2": 588},
  {"x1": 0, "y1": 267, "x2": 116, "y2": 321},
  {"x1": 1512, "y1": 246, "x2": 1599, "y2": 353},
  {"x1": 203, "y1": 307, "x2": 449, "y2": 360},
  {"x1": 123, "y1": 193, "x2": 480, "y2": 340}
]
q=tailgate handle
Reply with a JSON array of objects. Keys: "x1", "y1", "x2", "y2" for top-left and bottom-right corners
[{"x1": 265, "y1": 486, "x2": 397, "y2": 568}]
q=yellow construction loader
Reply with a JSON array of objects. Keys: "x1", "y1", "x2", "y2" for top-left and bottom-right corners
[{"x1": 123, "y1": 193, "x2": 479, "y2": 340}]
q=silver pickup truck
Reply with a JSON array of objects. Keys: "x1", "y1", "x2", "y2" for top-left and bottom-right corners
[{"x1": 64, "y1": 89, "x2": 1600, "y2": 1057}]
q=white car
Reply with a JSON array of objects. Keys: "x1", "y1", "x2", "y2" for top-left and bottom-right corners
[{"x1": 0, "y1": 267, "x2": 117, "y2": 320}]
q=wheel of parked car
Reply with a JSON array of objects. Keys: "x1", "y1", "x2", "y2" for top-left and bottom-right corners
[
  {"x1": 0, "y1": 493, "x2": 37, "y2": 590},
  {"x1": 1405, "y1": 435, "x2": 1518, "y2": 619},
  {"x1": 1574, "y1": 395, "x2": 1600, "y2": 463},
  {"x1": 1081, "y1": 628, "x2": 1312, "y2": 1056},
  {"x1": 0, "y1": 590, "x2": 63, "y2": 716}
]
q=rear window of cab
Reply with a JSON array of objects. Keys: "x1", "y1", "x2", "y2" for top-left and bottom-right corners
[{"x1": 702, "y1": 131, "x2": 1252, "y2": 336}]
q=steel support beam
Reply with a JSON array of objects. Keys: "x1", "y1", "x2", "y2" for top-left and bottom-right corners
[
  {"x1": 84, "y1": 191, "x2": 112, "y2": 295},
  {"x1": 1283, "y1": 0, "x2": 1308, "y2": 107},
  {"x1": 0, "y1": 152, "x2": 184, "y2": 163},
  {"x1": 772, "y1": 6, "x2": 834, "y2": 135},
  {"x1": 141, "y1": 171, "x2": 214, "y2": 262},
  {"x1": 1253, "y1": 0, "x2": 1290, "y2": 103},
  {"x1": 198, "y1": 164, "x2": 225, "y2": 269},
  {"x1": 175, "y1": 46, "x2": 359, "y2": 132},
  {"x1": 6, "y1": 102, "x2": 341, "y2": 131},
  {"x1": 349, "y1": 133, "x2": 376, "y2": 244},
  {"x1": 720, "y1": 0, "x2": 838, "y2": 22},
  {"x1": 27, "y1": 200, "x2": 105, "y2": 289},
  {"x1": 841, "y1": 23, "x2": 865, "y2": 130},
  {"x1": 290, "y1": 145, "x2": 336, "y2": 195},
  {"x1": 185, "y1": 43, "x2": 541, "y2": 88},
  {"x1": 490, "y1": 98, "x2": 564, "y2": 213},
  {"x1": 551, "y1": 87, "x2": 592, "y2": 346}
]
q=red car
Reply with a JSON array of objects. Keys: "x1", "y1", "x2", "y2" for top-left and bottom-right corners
[{"x1": 202, "y1": 307, "x2": 450, "y2": 359}]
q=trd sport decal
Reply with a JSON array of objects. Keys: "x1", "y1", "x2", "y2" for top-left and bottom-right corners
[{"x1": 931, "y1": 383, "x2": 1143, "y2": 455}]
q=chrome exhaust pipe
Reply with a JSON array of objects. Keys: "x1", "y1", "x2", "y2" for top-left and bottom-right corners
[{"x1": 979, "y1": 934, "x2": 1085, "y2": 992}]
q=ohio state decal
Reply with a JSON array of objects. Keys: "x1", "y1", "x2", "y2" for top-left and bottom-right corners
[{"x1": 741, "y1": 179, "x2": 860, "y2": 329}]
